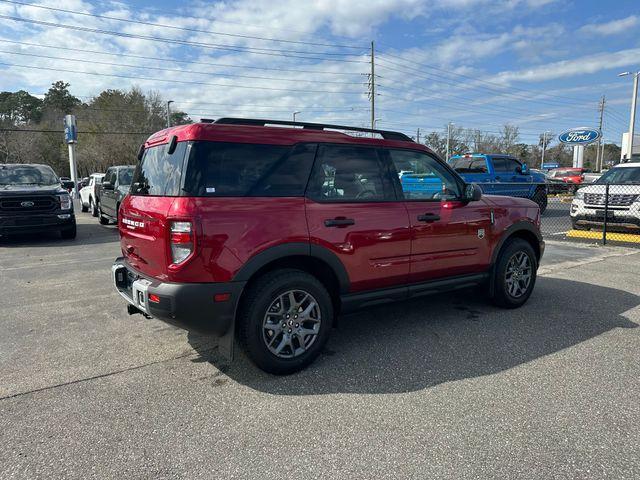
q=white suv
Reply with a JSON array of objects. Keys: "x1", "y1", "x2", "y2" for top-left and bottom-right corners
[
  {"x1": 79, "y1": 173, "x2": 105, "y2": 217},
  {"x1": 571, "y1": 163, "x2": 640, "y2": 232}
]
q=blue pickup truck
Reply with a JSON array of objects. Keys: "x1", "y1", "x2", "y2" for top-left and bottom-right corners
[{"x1": 447, "y1": 153, "x2": 548, "y2": 213}]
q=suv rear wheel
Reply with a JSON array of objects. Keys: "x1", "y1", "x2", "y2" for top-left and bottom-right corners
[
  {"x1": 238, "y1": 269, "x2": 333, "y2": 375},
  {"x1": 490, "y1": 238, "x2": 537, "y2": 308}
]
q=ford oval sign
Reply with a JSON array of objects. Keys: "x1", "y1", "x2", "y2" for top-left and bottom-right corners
[{"x1": 558, "y1": 128, "x2": 601, "y2": 145}]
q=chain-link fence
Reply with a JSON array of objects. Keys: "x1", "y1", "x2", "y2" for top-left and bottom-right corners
[{"x1": 475, "y1": 182, "x2": 640, "y2": 247}]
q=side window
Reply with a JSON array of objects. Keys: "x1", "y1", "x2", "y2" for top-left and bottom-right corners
[
  {"x1": 104, "y1": 169, "x2": 113, "y2": 185},
  {"x1": 504, "y1": 158, "x2": 522, "y2": 174},
  {"x1": 306, "y1": 145, "x2": 394, "y2": 202},
  {"x1": 388, "y1": 149, "x2": 461, "y2": 201},
  {"x1": 492, "y1": 157, "x2": 508, "y2": 173}
]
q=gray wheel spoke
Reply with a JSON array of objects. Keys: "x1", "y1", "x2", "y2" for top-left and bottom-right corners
[{"x1": 262, "y1": 289, "x2": 322, "y2": 359}]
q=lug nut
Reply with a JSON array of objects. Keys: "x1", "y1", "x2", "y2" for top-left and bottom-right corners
[
  {"x1": 288, "y1": 328, "x2": 292, "y2": 333},
  {"x1": 295, "y1": 323, "x2": 299, "y2": 328}
]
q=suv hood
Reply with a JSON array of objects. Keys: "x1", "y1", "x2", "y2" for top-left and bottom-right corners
[
  {"x1": 0, "y1": 184, "x2": 65, "y2": 196},
  {"x1": 482, "y1": 194, "x2": 537, "y2": 208},
  {"x1": 577, "y1": 184, "x2": 640, "y2": 194}
]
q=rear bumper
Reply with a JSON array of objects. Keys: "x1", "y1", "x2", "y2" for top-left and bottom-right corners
[
  {"x1": 112, "y1": 258, "x2": 245, "y2": 335},
  {"x1": 0, "y1": 213, "x2": 75, "y2": 235}
]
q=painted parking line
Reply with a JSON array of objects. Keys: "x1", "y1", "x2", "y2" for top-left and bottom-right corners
[{"x1": 566, "y1": 230, "x2": 640, "y2": 244}]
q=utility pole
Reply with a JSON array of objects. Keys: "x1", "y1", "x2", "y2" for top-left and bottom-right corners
[
  {"x1": 166, "y1": 100, "x2": 174, "y2": 128},
  {"x1": 619, "y1": 71, "x2": 639, "y2": 161},
  {"x1": 416, "y1": 128, "x2": 420, "y2": 144},
  {"x1": 540, "y1": 131, "x2": 548, "y2": 168},
  {"x1": 596, "y1": 96, "x2": 605, "y2": 171},
  {"x1": 369, "y1": 41, "x2": 375, "y2": 136}
]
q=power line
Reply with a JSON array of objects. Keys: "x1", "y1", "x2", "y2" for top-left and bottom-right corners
[
  {"x1": 0, "y1": 61, "x2": 367, "y2": 95},
  {"x1": 0, "y1": 49, "x2": 366, "y2": 86},
  {"x1": 0, "y1": 14, "x2": 369, "y2": 63},
  {"x1": 377, "y1": 50, "x2": 592, "y2": 106},
  {"x1": 0, "y1": 39, "x2": 364, "y2": 76},
  {"x1": 0, "y1": 0, "x2": 365, "y2": 50},
  {"x1": 0, "y1": 128, "x2": 151, "y2": 135}
]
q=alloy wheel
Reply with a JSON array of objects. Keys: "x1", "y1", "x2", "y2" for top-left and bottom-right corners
[
  {"x1": 262, "y1": 289, "x2": 321, "y2": 359},
  {"x1": 504, "y1": 251, "x2": 532, "y2": 298}
]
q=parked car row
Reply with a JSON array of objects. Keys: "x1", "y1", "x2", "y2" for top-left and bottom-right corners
[{"x1": 78, "y1": 166, "x2": 135, "y2": 225}]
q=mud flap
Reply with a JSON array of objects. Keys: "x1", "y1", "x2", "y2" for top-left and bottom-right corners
[{"x1": 217, "y1": 316, "x2": 235, "y2": 362}]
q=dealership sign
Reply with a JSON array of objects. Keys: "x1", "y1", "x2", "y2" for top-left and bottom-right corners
[{"x1": 558, "y1": 128, "x2": 600, "y2": 145}]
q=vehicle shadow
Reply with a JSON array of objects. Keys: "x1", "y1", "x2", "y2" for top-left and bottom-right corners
[
  {"x1": 188, "y1": 277, "x2": 638, "y2": 395},
  {"x1": 0, "y1": 217, "x2": 118, "y2": 248}
]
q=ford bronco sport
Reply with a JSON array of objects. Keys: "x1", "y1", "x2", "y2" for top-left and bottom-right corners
[{"x1": 113, "y1": 118, "x2": 544, "y2": 374}]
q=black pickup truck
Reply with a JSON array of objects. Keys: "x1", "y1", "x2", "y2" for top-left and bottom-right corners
[{"x1": 0, "y1": 164, "x2": 76, "y2": 239}]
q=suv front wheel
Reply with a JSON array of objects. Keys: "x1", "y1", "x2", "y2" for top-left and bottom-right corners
[
  {"x1": 238, "y1": 269, "x2": 333, "y2": 375},
  {"x1": 490, "y1": 238, "x2": 537, "y2": 308}
]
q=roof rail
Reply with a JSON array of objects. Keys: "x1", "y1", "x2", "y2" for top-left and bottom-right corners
[{"x1": 212, "y1": 117, "x2": 414, "y2": 142}]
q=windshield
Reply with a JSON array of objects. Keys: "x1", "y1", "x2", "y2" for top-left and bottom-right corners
[
  {"x1": 596, "y1": 166, "x2": 640, "y2": 184},
  {"x1": 0, "y1": 164, "x2": 59, "y2": 186}
]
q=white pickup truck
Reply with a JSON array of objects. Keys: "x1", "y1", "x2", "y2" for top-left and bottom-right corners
[{"x1": 79, "y1": 173, "x2": 105, "y2": 217}]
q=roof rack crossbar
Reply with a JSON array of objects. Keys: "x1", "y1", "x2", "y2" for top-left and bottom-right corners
[{"x1": 212, "y1": 117, "x2": 413, "y2": 142}]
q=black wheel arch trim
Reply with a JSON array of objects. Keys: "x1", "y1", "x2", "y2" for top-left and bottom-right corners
[
  {"x1": 232, "y1": 242, "x2": 350, "y2": 293},
  {"x1": 490, "y1": 221, "x2": 543, "y2": 266}
]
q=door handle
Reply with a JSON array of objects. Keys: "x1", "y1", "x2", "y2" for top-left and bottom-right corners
[
  {"x1": 417, "y1": 213, "x2": 440, "y2": 223},
  {"x1": 324, "y1": 218, "x2": 355, "y2": 227}
]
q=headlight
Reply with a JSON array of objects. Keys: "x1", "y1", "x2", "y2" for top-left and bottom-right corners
[
  {"x1": 575, "y1": 190, "x2": 585, "y2": 200},
  {"x1": 58, "y1": 194, "x2": 71, "y2": 210}
]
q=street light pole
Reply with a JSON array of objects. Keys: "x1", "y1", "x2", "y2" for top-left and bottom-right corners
[
  {"x1": 166, "y1": 100, "x2": 174, "y2": 128},
  {"x1": 293, "y1": 111, "x2": 301, "y2": 122},
  {"x1": 445, "y1": 122, "x2": 453, "y2": 161},
  {"x1": 619, "y1": 71, "x2": 639, "y2": 161}
]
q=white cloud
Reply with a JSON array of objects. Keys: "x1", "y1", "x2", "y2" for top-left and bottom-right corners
[{"x1": 580, "y1": 15, "x2": 639, "y2": 36}]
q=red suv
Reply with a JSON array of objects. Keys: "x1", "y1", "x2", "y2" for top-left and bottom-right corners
[{"x1": 113, "y1": 118, "x2": 544, "y2": 374}]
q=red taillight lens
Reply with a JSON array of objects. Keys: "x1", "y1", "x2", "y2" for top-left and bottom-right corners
[{"x1": 170, "y1": 221, "x2": 193, "y2": 264}]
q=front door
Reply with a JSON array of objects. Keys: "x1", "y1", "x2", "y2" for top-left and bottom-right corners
[
  {"x1": 492, "y1": 156, "x2": 532, "y2": 198},
  {"x1": 385, "y1": 148, "x2": 493, "y2": 283},
  {"x1": 305, "y1": 144, "x2": 411, "y2": 293}
]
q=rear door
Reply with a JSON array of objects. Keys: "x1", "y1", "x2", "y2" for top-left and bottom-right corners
[
  {"x1": 305, "y1": 144, "x2": 411, "y2": 292},
  {"x1": 102, "y1": 168, "x2": 117, "y2": 216},
  {"x1": 386, "y1": 148, "x2": 493, "y2": 283}
]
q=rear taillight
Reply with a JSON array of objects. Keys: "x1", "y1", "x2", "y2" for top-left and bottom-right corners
[{"x1": 170, "y1": 221, "x2": 193, "y2": 264}]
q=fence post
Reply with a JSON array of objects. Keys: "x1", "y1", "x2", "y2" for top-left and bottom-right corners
[{"x1": 602, "y1": 183, "x2": 609, "y2": 245}]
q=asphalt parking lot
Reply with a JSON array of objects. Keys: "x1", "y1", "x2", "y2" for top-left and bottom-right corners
[{"x1": 2, "y1": 212, "x2": 640, "y2": 479}]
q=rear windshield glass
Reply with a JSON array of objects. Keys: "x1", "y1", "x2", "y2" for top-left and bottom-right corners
[
  {"x1": 553, "y1": 170, "x2": 581, "y2": 177},
  {"x1": 182, "y1": 141, "x2": 316, "y2": 197},
  {"x1": 131, "y1": 143, "x2": 186, "y2": 196},
  {"x1": 0, "y1": 164, "x2": 59, "y2": 186},
  {"x1": 597, "y1": 167, "x2": 640, "y2": 184},
  {"x1": 449, "y1": 157, "x2": 488, "y2": 174}
]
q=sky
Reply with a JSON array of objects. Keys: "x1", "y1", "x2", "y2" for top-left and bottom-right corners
[{"x1": 0, "y1": 0, "x2": 638, "y2": 146}]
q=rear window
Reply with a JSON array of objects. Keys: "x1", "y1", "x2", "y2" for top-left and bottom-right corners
[
  {"x1": 131, "y1": 143, "x2": 186, "y2": 196},
  {"x1": 182, "y1": 141, "x2": 316, "y2": 197},
  {"x1": 449, "y1": 157, "x2": 488, "y2": 174}
]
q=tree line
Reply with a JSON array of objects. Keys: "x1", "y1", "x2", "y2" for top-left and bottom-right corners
[
  {"x1": 420, "y1": 124, "x2": 620, "y2": 170},
  {"x1": 0, "y1": 81, "x2": 191, "y2": 177},
  {"x1": 0, "y1": 81, "x2": 620, "y2": 176}
]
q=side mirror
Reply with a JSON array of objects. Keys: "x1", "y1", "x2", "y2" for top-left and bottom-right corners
[
  {"x1": 102, "y1": 181, "x2": 114, "y2": 190},
  {"x1": 464, "y1": 183, "x2": 482, "y2": 202},
  {"x1": 517, "y1": 163, "x2": 529, "y2": 175}
]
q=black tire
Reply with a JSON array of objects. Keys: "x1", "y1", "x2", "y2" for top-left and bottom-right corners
[
  {"x1": 238, "y1": 269, "x2": 334, "y2": 375},
  {"x1": 98, "y1": 201, "x2": 109, "y2": 225},
  {"x1": 60, "y1": 224, "x2": 77, "y2": 239},
  {"x1": 571, "y1": 220, "x2": 588, "y2": 231},
  {"x1": 90, "y1": 197, "x2": 98, "y2": 217},
  {"x1": 81, "y1": 203, "x2": 89, "y2": 213},
  {"x1": 490, "y1": 238, "x2": 537, "y2": 309},
  {"x1": 532, "y1": 188, "x2": 547, "y2": 214}
]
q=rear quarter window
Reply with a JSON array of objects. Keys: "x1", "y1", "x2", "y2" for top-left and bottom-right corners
[
  {"x1": 131, "y1": 143, "x2": 186, "y2": 196},
  {"x1": 182, "y1": 142, "x2": 316, "y2": 197}
]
